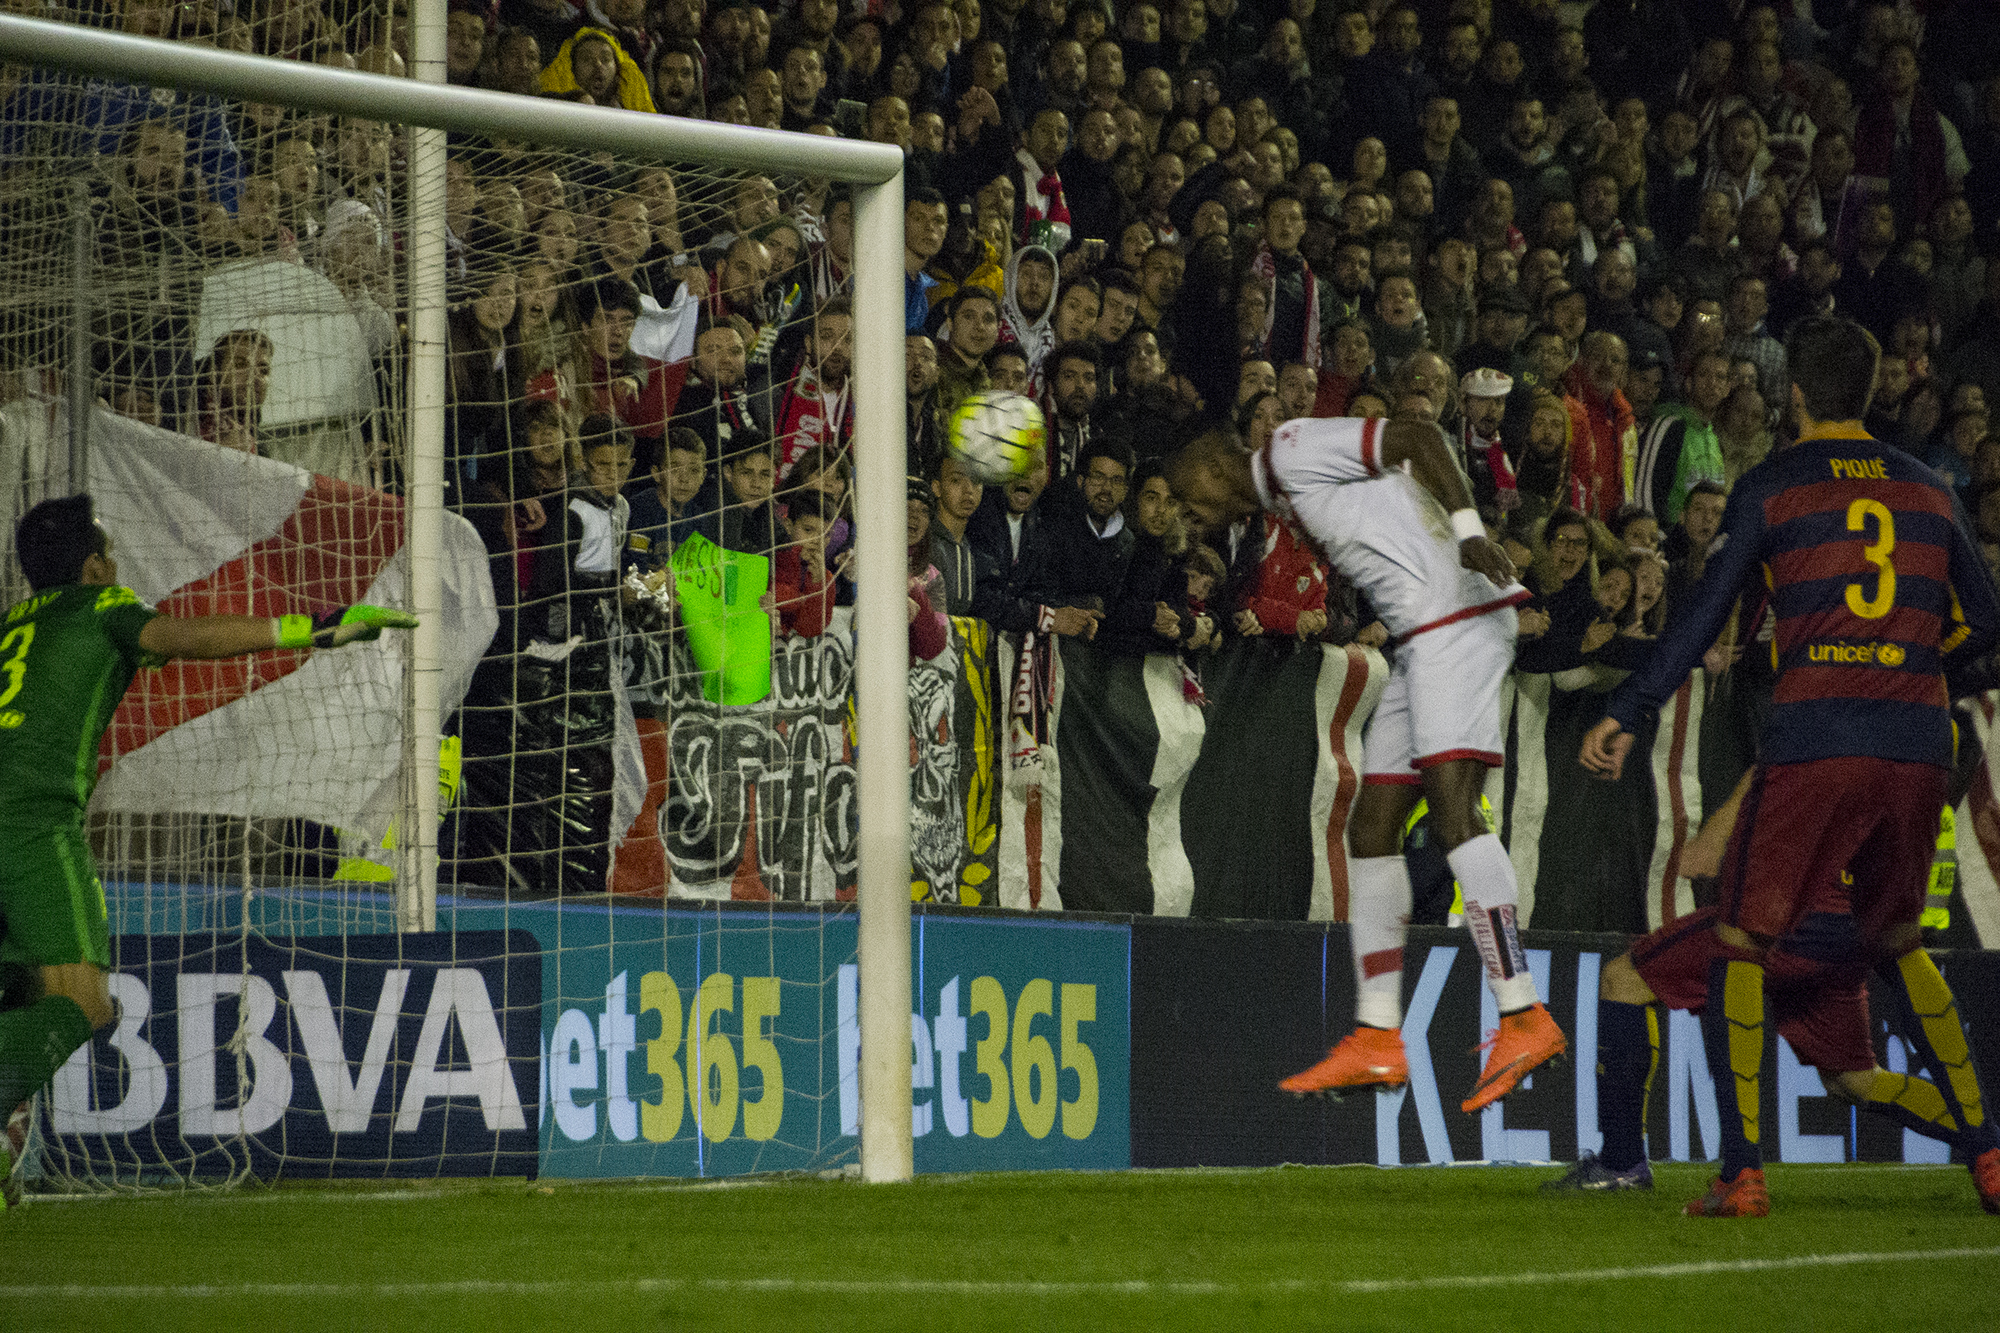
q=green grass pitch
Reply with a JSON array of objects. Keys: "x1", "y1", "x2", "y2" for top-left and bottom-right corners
[{"x1": 2, "y1": 1163, "x2": 1995, "y2": 1332}]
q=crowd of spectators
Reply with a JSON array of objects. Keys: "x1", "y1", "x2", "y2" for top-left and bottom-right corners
[{"x1": 16, "y1": 0, "x2": 2000, "y2": 912}]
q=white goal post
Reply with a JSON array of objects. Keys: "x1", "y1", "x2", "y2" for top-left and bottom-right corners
[{"x1": 0, "y1": 11, "x2": 917, "y2": 1184}]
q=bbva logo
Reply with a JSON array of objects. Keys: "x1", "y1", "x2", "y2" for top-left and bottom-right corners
[{"x1": 50, "y1": 966, "x2": 527, "y2": 1138}]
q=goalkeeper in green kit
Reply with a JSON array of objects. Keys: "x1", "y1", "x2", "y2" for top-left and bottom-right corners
[{"x1": 0, "y1": 495, "x2": 417, "y2": 1208}]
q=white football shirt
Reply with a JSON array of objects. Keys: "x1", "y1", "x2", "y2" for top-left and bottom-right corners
[{"x1": 1251, "y1": 416, "x2": 1526, "y2": 639}]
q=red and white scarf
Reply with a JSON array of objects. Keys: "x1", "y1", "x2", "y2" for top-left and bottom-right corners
[
  {"x1": 1009, "y1": 615, "x2": 1059, "y2": 773},
  {"x1": 1016, "y1": 148, "x2": 1072, "y2": 247},
  {"x1": 1248, "y1": 241, "x2": 1321, "y2": 370},
  {"x1": 1461, "y1": 422, "x2": 1520, "y2": 510},
  {"x1": 773, "y1": 364, "x2": 851, "y2": 476}
]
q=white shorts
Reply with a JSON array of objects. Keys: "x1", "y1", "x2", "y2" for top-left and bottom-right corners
[{"x1": 1362, "y1": 604, "x2": 1517, "y2": 784}]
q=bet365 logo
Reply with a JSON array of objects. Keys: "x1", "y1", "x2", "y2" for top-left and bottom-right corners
[{"x1": 839, "y1": 965, "x2": 1101, "y2": 1141}]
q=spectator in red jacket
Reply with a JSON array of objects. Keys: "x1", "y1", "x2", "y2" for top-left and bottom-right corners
[
  {"x1": 772, "y1": 497, "x2": 848, "y2": 638},
  {"x1": 1563, "y1": 330, "x2": 1638, "y2": 521},
  {"x1": 1231, "y1": 511, "x2": 1328, "y2": 641},
  {"x1": 1313, "y1": 319, "x2": 1375, "y2": 417},
  {"x1": 905, "y1": 475, "x2": 950, "y2": 662},
  {"x1": 528, "y1": 276, "x2": 676, "y2": 459}
]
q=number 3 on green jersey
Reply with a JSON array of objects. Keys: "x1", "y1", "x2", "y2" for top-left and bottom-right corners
[{"x1": 0, "y1": 623, "x2": 34, "y2": 727}]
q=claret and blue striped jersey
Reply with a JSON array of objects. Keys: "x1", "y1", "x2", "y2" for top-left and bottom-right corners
[{"x1": 1606, "y1": 427, "x2": 2000, "y2": 768}]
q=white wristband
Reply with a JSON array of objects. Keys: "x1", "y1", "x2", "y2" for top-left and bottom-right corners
[{"x1": 1449, "y1": 508, "x2": 1486, "y2": 543}]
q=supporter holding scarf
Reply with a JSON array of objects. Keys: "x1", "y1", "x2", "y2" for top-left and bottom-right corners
[
  {"x1": 1853, "y1": 39, "x2": 1954, "y2": 240},
  {"x1": 773, "y1": 298, "x2": 854, "y2": 477},
  {"x1": 1248, "y1": 185, "x2": 1320, "y2": 370},
  {"x1": 1016, "y1": 109, "x2": 1074, "y2": 252}
]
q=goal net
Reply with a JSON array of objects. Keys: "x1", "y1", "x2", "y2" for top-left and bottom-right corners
[{"x1": 0, "y1": 13, "x2": 922, "y2": 1188}]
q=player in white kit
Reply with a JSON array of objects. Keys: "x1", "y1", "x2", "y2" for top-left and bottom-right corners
[{"x1": 1170, "y1": 415, "x2": 1567, "y2": 1112}]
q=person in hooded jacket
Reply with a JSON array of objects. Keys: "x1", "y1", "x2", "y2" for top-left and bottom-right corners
[{"x1": 999, "y1": 242, "x2": 1061, "y2": 394}]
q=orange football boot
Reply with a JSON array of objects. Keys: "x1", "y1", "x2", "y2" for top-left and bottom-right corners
[
  {"x1": 1461, "y1": 1002, "x2": 1567, "y2": 1113},
  {"x1": 1685, "y1": 1168, "x2": 1771, "y2": 1218},
  {"x1": 1972, "y1": 1147, "x2": 2000, "y2": 1216},
  {"x1": 1280, "y1": 1026, "x2": 1408, "y2": 1098}
]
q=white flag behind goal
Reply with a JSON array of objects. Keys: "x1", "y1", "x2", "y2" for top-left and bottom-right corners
[{"x1": 81, "y1": 407, "x2": 498, "y2": 831}]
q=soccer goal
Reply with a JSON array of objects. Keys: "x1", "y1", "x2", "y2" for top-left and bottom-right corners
[{"x1": 0, "y1": 9, "x2": 919, "y2": 1187}]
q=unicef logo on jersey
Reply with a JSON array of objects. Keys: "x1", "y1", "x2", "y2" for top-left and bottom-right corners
[{"x1": 1806, "y1": 640, "x2": 1906, "y2": 667}]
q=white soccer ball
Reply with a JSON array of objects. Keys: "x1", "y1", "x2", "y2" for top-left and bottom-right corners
[{"x1": 947, "y1": 389, "x2": 1046, "y2": 485}]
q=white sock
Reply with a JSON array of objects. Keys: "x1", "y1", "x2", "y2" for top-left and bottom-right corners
[
  {"x1": 1447, "y1": 833, "x2": 1539, "y2": 1013},
  {"x1": 1349, "y1": 855, "x2": 1412, "y2": 1030}
]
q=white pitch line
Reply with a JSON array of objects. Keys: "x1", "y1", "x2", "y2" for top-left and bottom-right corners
[
  {"x1": 24, "y1": 1177, "x2": 786, "y2": 1205},
  {"x1": 5, "y1": 1246, "x2": 1998, "y2": 1301},
  {"x1": 27, "y1": 1188, "x2": 466, "y2": 1205},
  {"x1": 1330, "y1": 1246, "x2": 2000, "y2": 1294},
  {"x1": 17, "y1": 1162, "x2": 1966, "y2": 1204}
]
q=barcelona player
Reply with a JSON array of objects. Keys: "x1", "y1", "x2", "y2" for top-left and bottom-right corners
[
  {"x1": 1544, "y1": 795, "x2": 2000, "y2": 1215},
  {"x1": 0, "y1": 495, "x2": 416, "y2": 1208},
  {"x1": 1578, "y1": 316, "x2": 2000, "y2": 1217}
]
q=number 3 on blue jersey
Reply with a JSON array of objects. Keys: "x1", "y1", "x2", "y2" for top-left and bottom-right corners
[{"x1": 1846, "y1": 498, "x2": 1896, "y2": 619}]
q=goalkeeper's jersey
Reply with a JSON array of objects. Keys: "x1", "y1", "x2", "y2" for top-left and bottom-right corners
[{"x1": 0, "y1": 583, "x2": 159, "y2": 830}]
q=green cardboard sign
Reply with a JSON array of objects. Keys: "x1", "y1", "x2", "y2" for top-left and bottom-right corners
[{"x1": 669, "y1": 531, "x2": 772, "y2": 704}]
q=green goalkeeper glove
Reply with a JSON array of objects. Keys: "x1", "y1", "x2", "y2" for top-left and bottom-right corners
[{"x1": 277, "y1": 605, "x2": 421, "y2": 650}]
